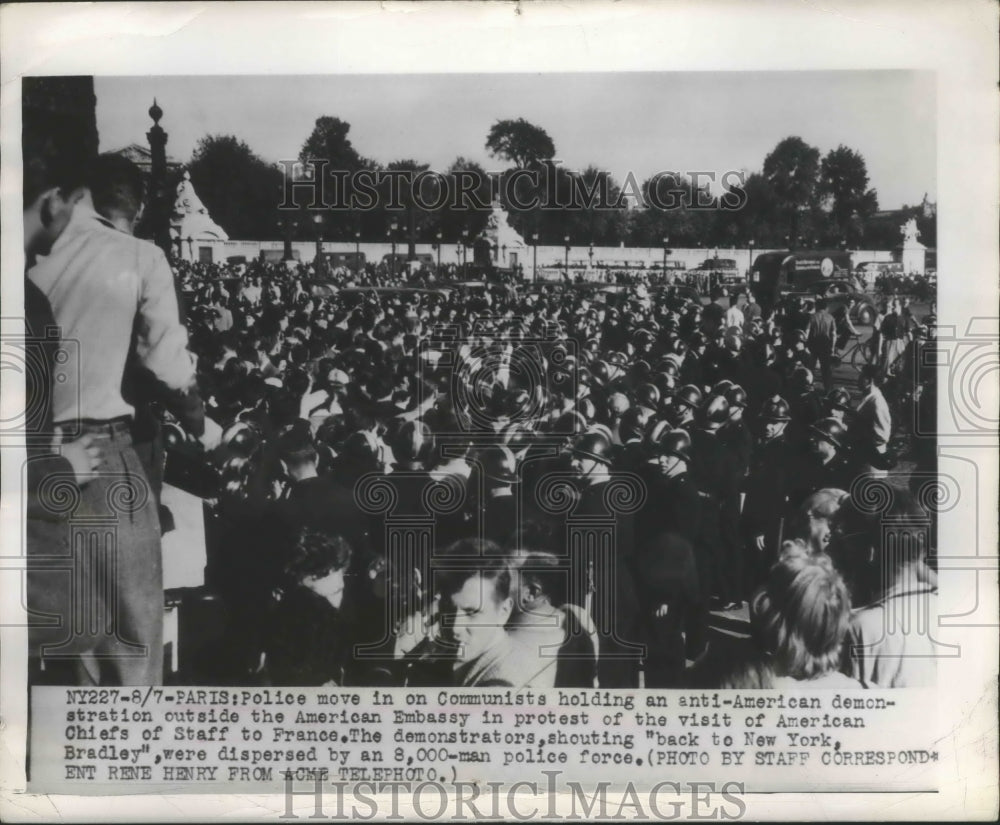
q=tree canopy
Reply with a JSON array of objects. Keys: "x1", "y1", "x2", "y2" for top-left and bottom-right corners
[
  {"x1": 181, "y1": 118, "x2": 928, "y2": 250},
  {"x1": 188, "y1": 134, "x2": 283, "y2": 240},
  {"x1": 486, "y1": 118, "x2": 556, "y2": 169}
]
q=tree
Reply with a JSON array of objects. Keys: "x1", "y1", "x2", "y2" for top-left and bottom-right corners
[
  {"x1": 562, "y1": 166, "x2": 629, "y2": 246},
  {"x1": 188, "y1": 135, "x2": 284, "y2": 240},
  {"x1": 300, "y1": 116, "x2": 365, "y2": 173},
  {"x1": 298, "y1": 116, "x2": 372, "y2": 239},
  {"x1": 486, "y1": 118, "x2": 556, "y2": 169},
  {"x1": 382, "y1": 159, "x2": 437, "y2": 256},
  {"x1": 819, "y1": 145, "x2": 879, "y2": 246},
  {"x1": 439, "y1": 157, "x2": 492, "y2": 242},
  {"x1": 762, "y1": 136, "x2": 821, "y2": 244},
  {"x1": 628, "y1": 173, "x2": 716, "y2": 248},
  {"x1": 711, "y1": 172, "x2": 783, "y2": 247}
]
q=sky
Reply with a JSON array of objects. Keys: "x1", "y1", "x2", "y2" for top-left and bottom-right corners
[{"x1": 95, "y1": 71, "x2": 935, "y2": 210}]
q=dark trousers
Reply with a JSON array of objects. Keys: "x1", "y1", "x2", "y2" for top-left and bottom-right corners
[
  {"x1": 642, "y1": 609, "x2": 687, "y2": 688},
  {"x1": 34, "y1": 420, "x2": 164, "y2": 685},
  {"x1": 810, "y1": 344, "x2": 835, "y2": 390}
]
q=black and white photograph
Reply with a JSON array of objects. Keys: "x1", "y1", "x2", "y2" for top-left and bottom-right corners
[
  {"x1": 19, "y1": 69, "x2": 944, "y2": 691},
  {"x1": 1, "y1": 1, "x2": 997, "y2": 821}
]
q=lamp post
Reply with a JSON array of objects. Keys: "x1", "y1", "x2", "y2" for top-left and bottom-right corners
[
  {"x1": 564, "y1": 235, "x2": 570, "y2": 279},
  {"x1": 501, "y1": 244, "x2": 507, "y2": 268},
  {"x1": 280, "y1": 214, "x2": 295, "y2": 262},
  {"x1": 461, "y1": 228, "x2": 469, "y2": 279},
  {"x1": 354, "y1": 230, "x2": 361, "y2": 275},
  {"x1": 589, "y1": 242, "x2": 594, "y2": 271},
  {"x1": 313, "y1": 213, "x2": 325, "y2": 277},
  {"x1": 390, "y1": 220, "x2": 398, "y2": 278},
  {"x1": 661, "y1": 236, "x2": 669, "y2": 279},
  {"x1": 532, "y1": 232, "x2": 538, "y2": 283},
  {"x1": 435, "y1": 231, "x2": 442, "y2": 273},
  {"x1": 748, "y1": 238, "x2": 755, "y2": 281}
]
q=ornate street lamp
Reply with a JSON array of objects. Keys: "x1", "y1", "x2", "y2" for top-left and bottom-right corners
[
  {"x1": 748, "y1": 238, "x2": 755, "y2": 281},
  {"x1": 435, "y1": 231, "x2": 442, "y2": 272},
  {"x1": 461, "y1": 228, "x2": 469, "y2": 279},
  {"x1": 564, "y1": 235, "x2": 571, "y2": 277},
  {"x1": 532, "y1": 232, "x2": 539, "y2": 283},
  {"x1": 313, "y1": 213, "x2": 325, "y2": 276},
  {"x1": 589, "y1": 242, "x2": 595, "y2": 270},
  {"x1": 661, "y1": 236, "x2": 669, "y2": 277},
  {"x1": 390, "y1": 220, "x2": 399, "y2": 278},
  {"x1": 354, "y1": 230, "x2": 361, "y2": 274},
  {"x1": 279, "y1": 214, "x2": 295, "y2": 262}
]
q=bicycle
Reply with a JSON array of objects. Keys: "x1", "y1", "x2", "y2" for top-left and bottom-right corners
[{"x1": 836, "y1": 333, "x2": 876, "y2": 371}]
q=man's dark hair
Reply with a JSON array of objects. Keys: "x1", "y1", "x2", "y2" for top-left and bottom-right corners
[
  {"x1": 433, "y1": 539, "x2": 511, "y2": 604},
  {"x1": 510, "y1": 549, "x2": 567, "y2": 607},
  {"x1": 836, "y1": 487, "x2": 929, "y2": 570},
  {"x1": 89, "y1": 153, "x2": 146, "y2": 222},
  {"x1": 278, "y1": 421, "x2": 318, "y2": 469},
  {"x1": 283, "y1": 530, "x2": 353, "y2": 585}
]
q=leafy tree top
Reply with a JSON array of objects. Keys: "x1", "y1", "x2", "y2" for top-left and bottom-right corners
[{"x1": 486, "y1": 118, "x2": 556, "y2": 168}]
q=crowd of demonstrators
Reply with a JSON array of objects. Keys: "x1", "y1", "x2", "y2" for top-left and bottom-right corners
[
  {"x1": 873, "y1": 271, "x2": 936, "y2": 301},
  {"x1": 162, "y1": 241, "x2": 937, "y2": 691}
]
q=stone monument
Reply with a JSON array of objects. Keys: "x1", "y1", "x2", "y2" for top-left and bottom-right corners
[
  {"x1": 481, "y1": 199, "x2": 526, "y2": 269},
  {"x1": 170, "y1": 169, "x2": 229, "y2": 260},
  {"x1": 899, "y1": 216, "x2": 926, "y2": 276}
]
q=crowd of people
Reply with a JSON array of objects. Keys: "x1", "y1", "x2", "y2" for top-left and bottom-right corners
[
  {"x1": 872, "y1": 270, "x2": 936, "y2": 301},
  {"x1": 172, "y1": 245, "x2": 937, "y2": 690},
  {"x1": 23, "y1": 147, "x2": 938, "y2": 690}
]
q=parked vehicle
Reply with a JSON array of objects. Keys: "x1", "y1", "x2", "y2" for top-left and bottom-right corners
[
  {"x1": 322, "y1": 251, "x2": 366, "y2": 270},
  {"x1": 382, "y1": 252, "x2": 435, "y2": 271},
  {"x1": 259, "y1": 248, "x2": 300, "y2": 264},
  {"x1": 786, "y1": 279, "x2": 879, "y2": 325},
  {"x1": 750, "y1": 249, "x2": 853, "y2": 308},
  {"x1": 692, "y1": 257, "x2": 743, "y2": 284}
]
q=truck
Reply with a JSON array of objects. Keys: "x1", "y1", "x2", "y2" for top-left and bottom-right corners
[
  {"x1": 692, "y1": 257, "x2": 742, "y2": 284},
  {"x1": 750, "y1": 249, "x2": 854, "y2": 308},
  {"x1": 322, "y1": 251, "x2": 366, "y2": 271}
]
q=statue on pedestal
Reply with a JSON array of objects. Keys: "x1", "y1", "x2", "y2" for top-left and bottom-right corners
[
  {"x1": 898, "y1": 216, "x2": 926, "y2": 276},
  {"x1": 480, "y1": 198, "x2": 526, "y2": 270},
  {"x1": 900, "y1": 217, "x2": 921, "y2": 246},
  {"x1": 170, "y1": 170, "x2": 228, "y2": 258}
]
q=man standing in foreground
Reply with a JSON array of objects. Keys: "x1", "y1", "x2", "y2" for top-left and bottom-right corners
[
  {"x1": 434, "y1": 544, "x2": 524, "y2": 687},
  {"x1": 28, "y1": 183, "x2": 214, "y2": 685},
  {"x1": 807, "y1": 297, "x2": 837, "y2": 391}
]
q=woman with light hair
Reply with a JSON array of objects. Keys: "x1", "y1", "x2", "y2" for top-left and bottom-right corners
[
  {"x1": 788, "y1": 488, "x2": 850, "y2": 555},
  {"x1": 750, "y1": 544, "x2": 862, "y2": 688}
]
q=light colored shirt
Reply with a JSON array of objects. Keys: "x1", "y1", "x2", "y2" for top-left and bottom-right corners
[
  {"x1": 452, "y1": 633, "x2": 529, "y2": 687},
  {"x1": 28, "y1": 202, "x2": 196, "y2": 423},
  {"x1": 723, "y1": 305, "x2": 745, "y2": 329},
  {"x1": 856, "y1": 386, "x2": 892, "y2": 450},
  {"x1": 846, "y1": 582, "x2": 938, "y2": 688}
]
